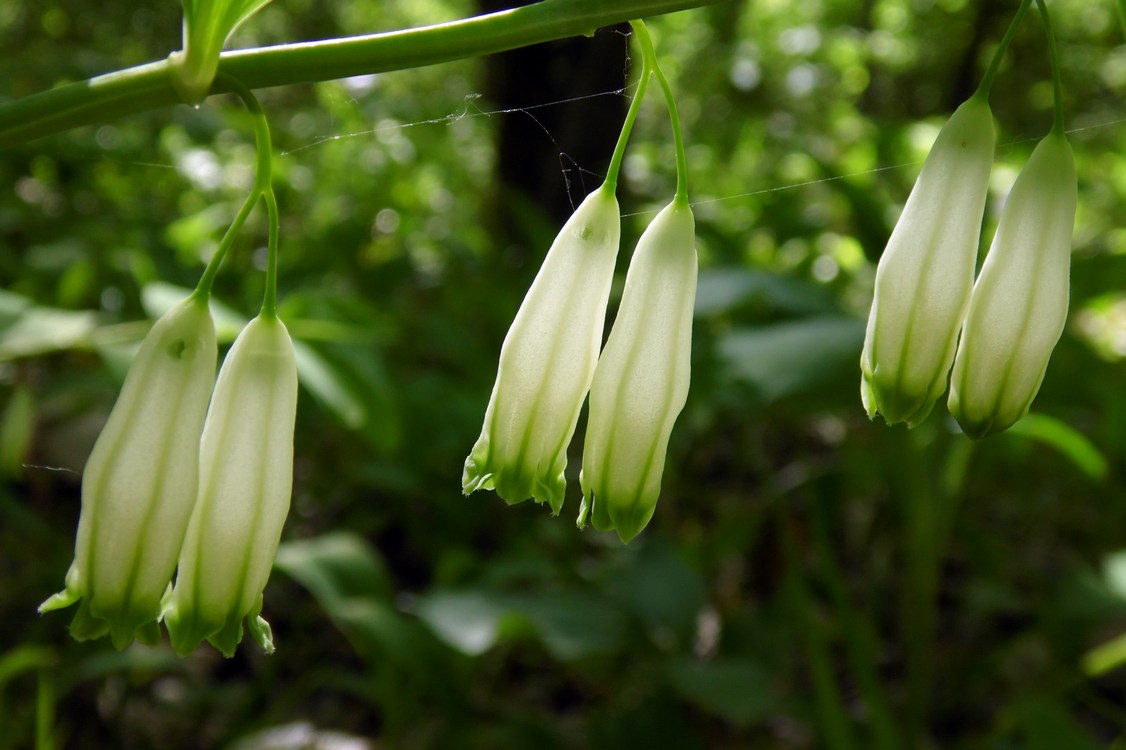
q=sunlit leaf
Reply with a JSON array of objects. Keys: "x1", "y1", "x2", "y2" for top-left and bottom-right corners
[{"x1": 0, "y1": 291, "x2": 96, "y2": 361}]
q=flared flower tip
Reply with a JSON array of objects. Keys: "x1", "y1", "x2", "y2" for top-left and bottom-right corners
[
  {"x1": 579, "y1": 199, "x2": 697, "y2": 544},
  {"x1": 462, "y1": 185, "x2": 621, "y2": 514},
  {"x1": 860, "y1": 96, "x2": 995, "y2": 427},
  {"x1": 949, "y1": 132, "x2": 1077, "y2": 438}
]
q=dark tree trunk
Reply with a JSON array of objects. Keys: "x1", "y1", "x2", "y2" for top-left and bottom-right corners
[{"x1": 477, "y1": 0, "x2": 629, "y2": 236}]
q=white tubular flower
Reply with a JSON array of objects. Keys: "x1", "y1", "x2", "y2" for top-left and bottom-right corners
[
  {"x1": 949, "y1": 132, "x2": 1077, "y2": 439},
  {"x1": 463, "y1": 184, "x2": 621, "y2": 514},
  {"x1": 860, "y1": 97, "x2": 995, "y2": 427},
  {"x1": 579, "y1": 199, "x2": 697, "y2": 544},
  {"x1": 164, "y1": 313, "x2": 298, "y2": 657},
  {"x1": 39, "y1": 296, "x2": 217, "y2": 649}
]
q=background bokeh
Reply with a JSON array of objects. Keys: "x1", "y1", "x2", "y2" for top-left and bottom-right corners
[{"x1": 5, "y1": 0, "x2": 1126, "y2": 747}]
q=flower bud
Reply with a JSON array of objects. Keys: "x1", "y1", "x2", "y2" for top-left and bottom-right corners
[
  {"x1": 463, "y1": 184, "x2": 621, "y2": 514},
  {"x1": 948, "y1": 133, "x2": 1077, "y2": 438},
  {"x1": 579, "y1": 199, "x2": 697, "y2": 544},
  {"x1": 860, "y1": 97, "x2": 995, "y2": 426},
  {"x1": 39, "y1": 296, "x2": 217, "y2": 649},
  {"x1": 163, "y1": 313, "x2": 298, "y2": 657}
]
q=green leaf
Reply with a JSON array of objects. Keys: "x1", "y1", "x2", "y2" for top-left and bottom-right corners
[
  {"x1": 412, "y1": 590, "x2": 510, "y2": 656},
  {"x1": 274, "y1": 532, "x2": 393, "y2": 607},
  {"x1": 0, "y1": 646, "x2": 54, "y2": 691},
  {"x1": 414, "y1": 588, "x2": 630, "y2": 661},
  {"x1": 275, "y1": 534, "x2": 432, "y2": 667},
  {"x1": 610, "y1": 542, "x2": 707, "y2": 647},
  {"x1": 1082, "y1": 630, "x2": 1126, "y2": 677},
  {"x1": 719, "y1": 316, "x2": 865, "y2": 402},
  {"x1": 291, "y1": 338, "x2": 401, "y2": 453},
  {"x1": 507, "y1": 591, "x2": 630, "y2": 661},
  {"x1": 1017, "y1": 697, "x2": 1104, "y2": 750},
  {"x1": 665, "y1": 657, "x2": 778, "y2": 725},
  {"x1": 0, "y1": 386, "x2": 34, "y2": 478},
  {"x1": 695, "y1": 269, "x2": 838, "y2": 318},
  {"x1": 279, "y1": 291, "x2": 400, "y2": 453},
  {"x1": 0, "y1": 291, "x2": 96, "y2": 361},
  {"x1": 1005, "y1": 413, "x2": 1108, "y2": 481}
]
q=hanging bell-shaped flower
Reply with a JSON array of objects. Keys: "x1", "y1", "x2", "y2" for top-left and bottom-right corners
[
  {"x1": 579, "y1": 198, "x2": 697, "y2": 544},
  {"x1": 463, "y1": 184, "x2": 621, "y2": 514},
  {"x1": 39, "y1": 295, "x2": 217, "y2": 649},
  {"x1": 948, "y1": 132, "x2": 1077, "y2": 438},
  {"x1": 860, "y1": 97, "x2": 995, "y2": 427},
  {"x1": 163, "y1": 312, "x2": 298, "y2": 657}
]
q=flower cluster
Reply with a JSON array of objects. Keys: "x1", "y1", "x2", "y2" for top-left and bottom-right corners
[
  {"x1": 41, "y1": 302, "x2": 299, "y2": 656},
  {"x1": 463, "y1": 190, "x2": 697, "y2": 543},
  {"x1": 860, "y1": 97, "x2": 1077, "y2": 438},
  {"x1": 463, "y1": 21, "x2": 696, "y2": 543}
]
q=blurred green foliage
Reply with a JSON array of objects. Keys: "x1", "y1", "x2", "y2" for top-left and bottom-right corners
[{"x1": 5, "y1": 0, "x2": 1126, "y2": 747}]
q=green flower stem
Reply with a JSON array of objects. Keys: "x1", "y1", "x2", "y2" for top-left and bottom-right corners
[
  {"x1": 896, "y1": 427, "x2": 972, "y2": 742},
  {"x1": 0, "y1": 0, "x2": 720, "y2": 148},
  {"x1": 35, "y1": 669, "x2": 54, "y2": 750},
  {"x1": 603, "y1": 27, "x2": 652, "y2": 192},
  {"x1": 193, "y1": 76, "x2": 276, "y2": 300},
  {"x1": 781, "y1": 514, "x2": 859, "y2": 750},
  {"x1": 630, "y1": 20, "x2": 688, "y2": 202},
  {"x1": 1036, "y1": 0, "x2": 1065, "y2": 135},
  {"x1": 808, "y1": 496, "x2": 900, "y2": 750},
  {"x1": 974, "y1": 0, "x2": 1033, "y2": 102},
  {"x1": 193, "y1": 188, "x2": 259, "y2": 299},
  {"x1": 262, "y1": 188, "x2": 281, "y2": 318}
]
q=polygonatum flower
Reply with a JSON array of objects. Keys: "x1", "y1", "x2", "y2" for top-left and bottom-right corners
[
  {"x1": 39, "y1": 295, "x2": 217, "y2": 649},
  {"x1": 463, "y1": 183, "x2": 621, "y2": 514},
  {"x1": 860, "y1": 96, "x2": 995, "y2": 427},
  {"x1": 948, "y1": 132, "x2": 1077, "y2": 438},
  {"x1": 579, "y1": 198, "x2": 697, "y2": 544},
  {"x1": 163, "y1": 312, "x2": 298, "y2": 657},
  {"x1": 171, "y1": 0, "x2": 275, "y2": 103}
]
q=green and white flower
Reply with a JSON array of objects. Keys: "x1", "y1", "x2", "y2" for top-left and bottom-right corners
[
  {"x1": 860, "y1": 97, "x2": 995, "y2": 427},
  {"x1": 463, "y1": 184, "x2": 621, "y2": 514},
  {"x1": 579, "y1": 198, "x2": 697, "y2": 544},
  {"x1": 40, "y1": 296, "x2": 217, "y2": 649},
  {"x1": 163, "y1": 312, "x2": 298, "y2": 657},
  {"x1": 949, "y1": 132, "x2": 1077, "y2": 438}
]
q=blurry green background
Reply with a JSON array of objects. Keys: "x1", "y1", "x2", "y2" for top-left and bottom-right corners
[{"x1": 5, "y1": 0, "x2": 1126, "y2": 747}]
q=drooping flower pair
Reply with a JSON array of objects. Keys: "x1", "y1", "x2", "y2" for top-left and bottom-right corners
[
  {"x1": 463, "y1": 20, "x2": 695, "y2": 542},
  {"x1": 462, "y1": 185, "x2": 697, "y2": 543},
  {"x1": 41, "y1": 300, "x2": 298, "y2": 656},
  {"x1": 860, "y1": 95, "x2": 1077, "y2": 438}
]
